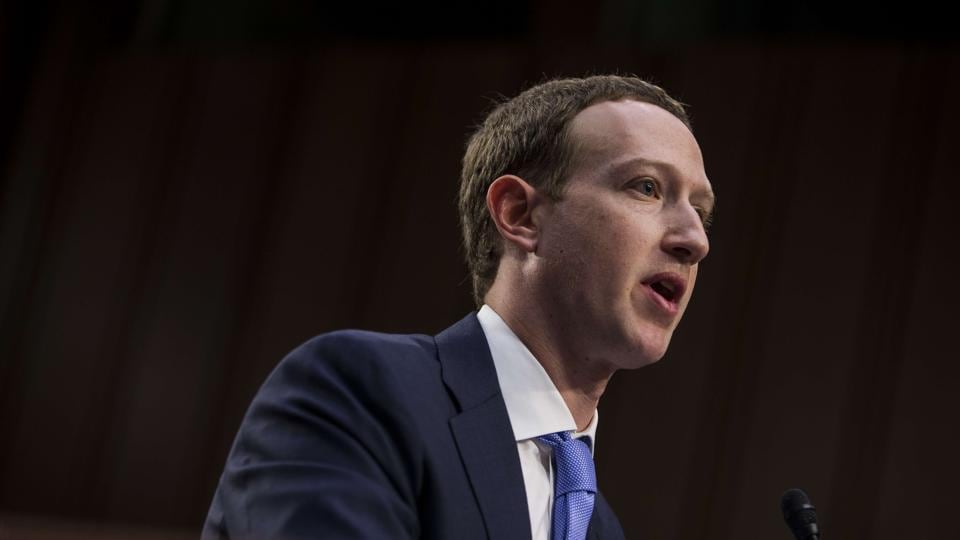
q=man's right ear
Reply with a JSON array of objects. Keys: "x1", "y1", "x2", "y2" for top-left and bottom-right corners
[{"x1": 485, "y1": 175, "x2": 543, "y2": 254}]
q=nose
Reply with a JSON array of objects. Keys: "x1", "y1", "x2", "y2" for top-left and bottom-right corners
[{"x1": 661, "y1": 205, "x2": 710, "y2": 264}]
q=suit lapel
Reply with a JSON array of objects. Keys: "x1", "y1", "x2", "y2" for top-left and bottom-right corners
[
  {"x1": 436, "y1": 314, "x2": 531, "y2": 540},
  {"x1": 587, "y1": 491, "x2": 626, "y2": 540}
]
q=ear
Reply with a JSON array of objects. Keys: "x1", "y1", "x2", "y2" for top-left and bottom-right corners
[{"x1": 486, "y1": 175, "x2": 544, "y2": 254}]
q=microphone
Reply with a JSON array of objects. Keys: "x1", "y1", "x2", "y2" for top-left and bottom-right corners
[{"x1": 780, "y1": 488, "x2": 820, "y2": 540}]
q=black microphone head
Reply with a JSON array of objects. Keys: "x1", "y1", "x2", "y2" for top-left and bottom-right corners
[{"x1": 780, "y1": 488, "x2": 820, "y2": 540}]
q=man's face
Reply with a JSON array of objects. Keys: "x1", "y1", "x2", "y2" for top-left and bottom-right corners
[{"x1": 533, "y1": 99, "x2": 713, "y2": 370}]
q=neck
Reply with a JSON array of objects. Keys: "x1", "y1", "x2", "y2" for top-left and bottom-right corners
[{"x1": 486, "y1": 295, "x2": 615, "y2": 431}]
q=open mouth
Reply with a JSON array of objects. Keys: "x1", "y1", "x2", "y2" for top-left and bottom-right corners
[
  {"x1": 642, "y1": 273, "x2": 686, "y2": 312},
  {"x1": 650, "y1": 280, "x2": 679, "y2": 303}
]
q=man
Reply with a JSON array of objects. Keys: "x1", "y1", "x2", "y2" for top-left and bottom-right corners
[{"x1": 203, "y1": 75, "x2": 714, "y2": 539}]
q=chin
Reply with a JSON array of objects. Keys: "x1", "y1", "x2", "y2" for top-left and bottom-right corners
[{"x1": 616, "y1": 325, "x2": 674, "y2": 370}]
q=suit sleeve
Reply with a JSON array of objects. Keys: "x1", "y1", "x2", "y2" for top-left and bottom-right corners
[{"x1": 203, "y1": 333, "x2": 425, "y2": 539}]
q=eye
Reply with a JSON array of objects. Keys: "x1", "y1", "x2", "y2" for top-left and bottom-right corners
[
  {"x1": 631, "y1": 178, "x2": 660, "y2": 198},
  {"x1": 696, "y1": 207, "x2": 714, "y2": 230}
]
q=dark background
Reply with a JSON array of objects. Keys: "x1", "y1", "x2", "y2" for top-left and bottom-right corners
[{"x1": 1, "y1": 1, "x2": 958, "y2": 538}]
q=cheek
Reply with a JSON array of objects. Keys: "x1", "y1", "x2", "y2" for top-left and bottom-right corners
[
  {"x1": 547, "y1": 199, "x2": 649, "y2": 282},
  {"x1": 680, "y1": 265, "x2": 699, "y2": 307}
]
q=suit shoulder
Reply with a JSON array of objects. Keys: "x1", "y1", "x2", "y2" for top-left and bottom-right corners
[
  {"x1": 213, "y1": 329, "x2": 442, "y2": 538},
  {"x1": 265, "y1": 328, "x2": 440, "y2": 396},
  {"x1": 294, "y1": 328, "x2": 436, "y2": 367},
  {"x1": 304, "y1": 328, "x2": 435, "y2": 358}
]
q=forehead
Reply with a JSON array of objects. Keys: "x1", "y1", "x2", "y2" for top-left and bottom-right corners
[{"x1": 566, "y1": 100, "x2": 709, "y2": 188}]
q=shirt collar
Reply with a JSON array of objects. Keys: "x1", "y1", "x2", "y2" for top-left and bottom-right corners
[{"x1": 477, "y1": 305, "x2": 598, "y2": 454}]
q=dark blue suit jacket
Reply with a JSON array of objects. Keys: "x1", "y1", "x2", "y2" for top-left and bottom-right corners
[{"x1": 203, "y1": 313, "x2": 625, "y2": 539}]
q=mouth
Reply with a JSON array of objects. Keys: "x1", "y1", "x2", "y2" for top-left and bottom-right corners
[{"x1": 641, "y1": 272, "x2": 687, "y2": 314}]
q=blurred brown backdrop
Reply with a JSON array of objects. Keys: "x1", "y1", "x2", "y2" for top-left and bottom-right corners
[{"x1": 1, "y1": 1, "x2": 958, "y2": 538}]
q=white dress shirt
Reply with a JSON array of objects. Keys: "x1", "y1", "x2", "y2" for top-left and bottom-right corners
[{"x1": 476, "y1": 305, "x2": 598, "y2": 540}]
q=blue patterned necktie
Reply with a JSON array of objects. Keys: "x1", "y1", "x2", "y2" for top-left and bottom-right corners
[{"x1": 537, "y1": 432, "x2": 596, "y2": 540}]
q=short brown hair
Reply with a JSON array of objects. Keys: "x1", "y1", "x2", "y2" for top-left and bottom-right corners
[{"x1": 458, "y1": 75, "x2": 691, "y2": 307}]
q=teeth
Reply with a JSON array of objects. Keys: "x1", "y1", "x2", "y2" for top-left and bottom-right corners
[{"x1": 659, "y1": 281, "x2": 675, "y2": 294}]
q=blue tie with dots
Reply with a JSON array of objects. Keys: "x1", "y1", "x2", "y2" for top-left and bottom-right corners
[{"x1": 537, "y1": 432, "x2": 596, "y2": 540}]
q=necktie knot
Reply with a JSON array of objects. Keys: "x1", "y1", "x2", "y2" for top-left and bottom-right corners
[
  {"x1": 537, "y1": 431, "x2": 597, "y2": 540},
  {"x1": 537, "y1": 433, "x2": 597, "y2": 496}
]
